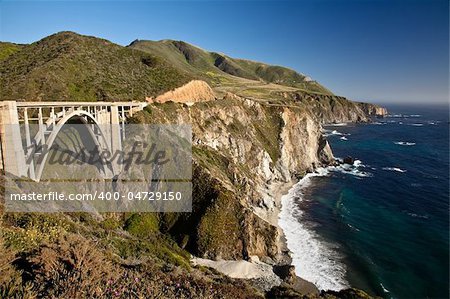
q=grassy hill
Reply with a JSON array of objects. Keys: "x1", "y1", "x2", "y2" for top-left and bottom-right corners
[
  {"x1": 0, "y1": 32, "x2": 333, "y2": 102},
  {"x1": 129, "y1": 39, "x2": 333, "y2": 95},
  {"x1": 0, "y1": 32, "x2": 192, "y2": 102}
]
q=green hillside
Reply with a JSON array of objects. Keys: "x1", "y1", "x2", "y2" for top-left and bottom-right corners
[
  {"x1": 129, "y1": 39, "x2": 332, "y2": 95},
  {"x1": 0, "y1": 32, "x2": 192, "y2": 102},
  {"x1": 0, "y1": 32, "x2": 332, "y2": 102}
]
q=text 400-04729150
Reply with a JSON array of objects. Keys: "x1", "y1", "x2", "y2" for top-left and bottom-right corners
[
  {"x1": 98, "y1": 191, "x2": 183, "y2": 201},
  {"x1": 8, "y1": 191, "x2": 185, "y2": 201}
]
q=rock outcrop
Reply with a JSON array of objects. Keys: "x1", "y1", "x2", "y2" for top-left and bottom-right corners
[
  {"x1": 357, "y1": 102, "x2": 388, "y2": 118},
  {"x1": 276, "y1": 91, "x2": 387, "y2": 123},
  {"x1": 148, "y1": 80, "x2": 216, "y2": 104}
]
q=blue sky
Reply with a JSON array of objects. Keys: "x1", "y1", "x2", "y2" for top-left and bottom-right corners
[{"x1": 0, "y1": 0, "x2": 448, "y2": 104}]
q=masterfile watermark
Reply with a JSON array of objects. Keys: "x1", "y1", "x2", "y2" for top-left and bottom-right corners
[
  {"x1": 40, "y1": 141, "x2": 170, "y2": 170},
  {"x1": 3, "y1": 124, "x2": 192, "y2": 212}
]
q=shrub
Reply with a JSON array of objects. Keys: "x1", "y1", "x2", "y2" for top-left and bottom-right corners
[
  {"x1": 2, "y1": 214, "x2": 70, "y2": 251},
  {"x1": 27, "y1": 234, "x2": 112, "y2": 298},
  {"x1": 124, "y1": 213, "x2": 159, "y2": 238},
  {"x1": 0, "y1": 234, "x2": 36, "y2": 298}
]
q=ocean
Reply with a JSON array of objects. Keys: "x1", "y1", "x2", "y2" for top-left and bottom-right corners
[{"x1": 279, "y1": 104, "x2": 449, "y2": 298}]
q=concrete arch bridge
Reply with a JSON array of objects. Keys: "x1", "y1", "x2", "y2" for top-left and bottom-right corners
[{"x1": 0, "y1": 101, "x2": 147, "y2": 181}]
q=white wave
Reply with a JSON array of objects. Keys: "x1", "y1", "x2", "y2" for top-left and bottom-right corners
[
  {"x1": 382, "y1": 167, "x2": 407, "y2": 173},
  {"x1": 398, "y1": 122, "x2": 403, "y2": 125},
  {"x1": 353, "y1": 159, "x2": 363, "y2": 167},
  {"x1": 340, "y1": 136, "x2": 348, "y2": 141},
  {"x1": 407, "y1": 212, "x2": 429, "y2": 219},
  {"x1": 323, "y1": 130, "x2": 350, "y2": 137},
  {"x1": 314, "y1": 167, "x2": 331, "y2": 176},
  {"x1": 347, "y1": 223, "x2": 360, "y2": 232},
  {"x1": 371, "y1": 122, "x2": 386, "y2": 125},
  {"x1": 326, "y1": 123, "x2": 347, "y2": 127},
  {"x1": 388, "y1": 114, "x2": 421, "y2": 118},
  {"x1": 394, "y1": 141, "x2": 416, "y2": 146},
  {"x1": 328, "y1": 160, "x2": 373, "y2": 178},
  {"x1": 380, "y1": 283, "x2": 390, "y2": 293},
  {"x1": 279, "y1": 170, "x2": 349, "y2": 291},
  {"x1": 409, "y1": 123, "x2": 423, "y2": 126}
]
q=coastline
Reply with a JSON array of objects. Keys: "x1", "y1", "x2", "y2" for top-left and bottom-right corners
[{"x1": 269, "y1": 180, "x2": 320, "y2": 294}]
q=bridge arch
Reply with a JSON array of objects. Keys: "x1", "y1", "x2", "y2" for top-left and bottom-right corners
[{"x1": 33, "y1": 110, "x2": 115, "y2": 181}]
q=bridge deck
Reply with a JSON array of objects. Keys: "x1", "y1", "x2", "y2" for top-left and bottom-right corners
[{"x1": 14, "y1": 101, "x2": 147, "y2": 108}]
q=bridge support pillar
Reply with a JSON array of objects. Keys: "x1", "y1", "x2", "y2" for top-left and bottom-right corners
[
  {"x1": 0, "y1": 101, "x2": 27, "y2": 177},
  {"x1": 110, "y1": 105, "x2": 122, "y2": 175}
]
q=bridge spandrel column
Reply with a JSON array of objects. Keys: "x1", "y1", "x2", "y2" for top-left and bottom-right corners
[
  {"x1": 110, "y1": 105, "x2": 122, "y2": 174},
  {"x1": 0, "y1": 101, "x2": 27, "y2": 177}
]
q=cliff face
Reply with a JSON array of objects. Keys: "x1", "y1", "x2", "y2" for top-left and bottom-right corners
[{"x1": 130, "y1": 92, "x2": 381, "y2": 262}]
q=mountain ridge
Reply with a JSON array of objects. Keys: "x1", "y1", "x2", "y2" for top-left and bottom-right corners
[
  {"x1": 0, "y1": 31, "x2": 360, "y2": 102},
  {"x1": 128, "y1": 38, "x2": 333, "y2": 95}
]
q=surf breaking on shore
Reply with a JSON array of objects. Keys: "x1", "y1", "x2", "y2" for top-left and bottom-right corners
[{"x1": 278, "y1": 161, "x2": 370, "y2": 291}]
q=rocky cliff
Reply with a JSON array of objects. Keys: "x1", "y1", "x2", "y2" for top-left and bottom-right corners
[{"x1": 129, "y1": 91, "x2": 383, "y2": 264}]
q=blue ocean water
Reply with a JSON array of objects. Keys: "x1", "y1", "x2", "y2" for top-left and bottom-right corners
[{"x1": 281, "y1": 104, "x2": 449, "y2": 298}]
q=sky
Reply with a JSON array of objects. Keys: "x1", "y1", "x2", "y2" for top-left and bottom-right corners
[{"x1": 0, "y1": 0, "x2": 448, "y2": 104}]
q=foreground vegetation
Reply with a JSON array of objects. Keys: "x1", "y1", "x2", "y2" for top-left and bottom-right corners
[
  {"x1": 0, "y1": 206, "x2": 374, "y2": 299},
  {"x1": 0, "y1": 206, "x2": 264, "y2": 298}
]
